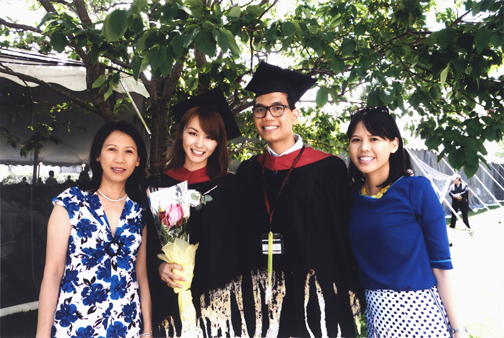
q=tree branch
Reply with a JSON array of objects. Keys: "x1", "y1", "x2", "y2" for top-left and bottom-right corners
[
  {"x1": 73, "y1": 0, "x2": 92, "y2": 28},
  {"x1": 258, "y1": 0, "x2": 278, "y2": 20},
  {"x1": 448, "y1": 9, "x2": 473, "y2": 28},
  {"x1": 38, "y1": 0, "x2": 57, "y2": 13},
  {"x1": 105, "y1": 54, "x2": 132, "y2": 69},
  {"x1": 0, "y1": 18, "x2": 42, "y2": 33},
  {"x1": 161, "y1": 60, "x2": 185, "y2": 101}
]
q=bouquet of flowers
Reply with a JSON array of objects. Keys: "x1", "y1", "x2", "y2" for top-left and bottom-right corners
[{"x1": 147, "y1": 181, "x2": 212, "y2": 336}]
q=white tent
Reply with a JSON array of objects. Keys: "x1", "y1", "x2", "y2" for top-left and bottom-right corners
[
  {"x1": 407, "y1": 148, "x2": 504, "y2": 215},
  {"x1": 0, "y1": 48, "x2": 150, "y2": 168}
]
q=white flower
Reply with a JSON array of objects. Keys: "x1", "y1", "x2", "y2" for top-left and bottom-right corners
[{"x1": 183, "y1": 189, "x2": 202, "y2": 207}]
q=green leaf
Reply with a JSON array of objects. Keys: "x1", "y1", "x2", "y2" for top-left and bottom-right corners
[
  {"x1": 90, "y1": 47, "x2": 100, "y2": 64},
  {"x1": 245, "y1": 5, "x2": 264, "y2": 18},
  {"x1": 215, "y1": 29, "x2": 229, "y2": 53},
  {"x1": 429, "y1": 85, "x2": 442, "y2": 99},
  {"x1": 438, "y1": 28, "x2": 456, "y2": 48},
  {"x1": 408, "y1": 92, "x2": 421, "y2": 108},
  {"x1": 149, "y1": 46, "x2": 165, "y2": 72},
  {"x1": 354, "y1": 22, "x2": 366, "y2": 36},
  {"x1": 194, "y1": 31, "x2": 216, "y2": 56},
  {"x1": 133, "y1": 0, "x2": 148, "y2": 11},
  {"x1": 222, "y1": 29, "x2": 241, "y2": 56},
  {"x1": 326, "y1": 87, "x2": 339, "y2": 103},
  {"x1": 104, "y1": 85, "x2": 114, "y2": 101},
  {"x1": 50, "y1": 33, "x2": 68, "y2": 53},
  {"x1": 228, "y1": 6, "x2": 241, "y2": 21},
  {"x1": 463, "y1": 162, "x2": 479, "y2": 178},
  {"x1": 379, "y1": 89, "x2": 393, "y2": 105},
  {"x1": 440, "y1": 64, "x2": 449, "y2": 87},
  {"x1": 185, "y1": 0, "x2": 204, "y2": 17},
  {"x1": 172, "y1": 34, "x2": 185, "y2": 59},
  {"x1": 37, "y1": 12, "x2": 57, "y2": 30},
  {"x1": 136, "y1": 30, "x2": 153, "y2": 52},
  {"x1": 484, "y1": 124, "x2": 497, "y2": 141},
  {"x1": 92, "y1": 75, "x2": 106, "y2": 89},
  {"x1": 58, "y1": 19, "x2": 77, "y2": 30},
  {"x1": 423, "y1": 32, "x2": 438, "y2": 47},
  {"x1": 341, "y1": 38, "x2": 356, "y2": 56},
  {"x1": 322, "y1": 43, "x2": 335, "y2": 60},
  {"x1": 479, "y1": 0, "x2": 495, "y2": 12},
  {"x1": 131, "y1": 17, "x2": 144, "y2": 33},
  {"x1": 103, "y1": 9, "x2": 128, "y2": 42},
  {"x1": 490, "y1": 32, "x2": 504, "y2": 48},
  {"x1": 132, "y1": 56, "x2": 142, "y2": 81},
  {"x1": 448, "y1": 148, "x2": 463, "y2": 168},
  {"x1": 183, "y1": 27, "x2": 200, "y2": 48},
  {"x1": 162, "y1": 2, "x2": 179, "y2": 21},
  {"x1": 159, "y1": 59, "x2": 173, "y2": 77},
  {"x1": 425, "y1": 135, "x2": 442, "y2": 149},
  {"x1": 474, "y1": 30, "x2": 492, "y2": 52},
  {"x1": 282, "y1": 21, "x2": 298, "y2": 38},
  {"x1": 214, "y1": 3, "x2": 222, "y2": 16},
  {"x1": 308, "y1": 37, "x2": 322, "y2": 53},
  {"x1": 316, "y1": 87, "x2": 329, "y2": 107}
]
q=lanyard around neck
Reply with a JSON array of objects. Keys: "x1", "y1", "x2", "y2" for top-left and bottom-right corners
[{"x1": 261, "y1": 145, "x2": 305, "y2": 231}]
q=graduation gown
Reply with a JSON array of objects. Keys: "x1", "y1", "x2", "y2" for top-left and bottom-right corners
[
  {"x1": 235, "y1": 147, "x2": 363, "y2": 338},
  {"x1": 144, "y1": 167, "x2": 242, "y2": 337}
]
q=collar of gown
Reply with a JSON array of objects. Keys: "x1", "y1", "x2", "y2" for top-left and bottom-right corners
[
  {"x1": 257, "y1": 147, "x2": 332, "y2": 171},
  {"x1": 163, "y1": 166, "x2": 211, "y2": 185}
]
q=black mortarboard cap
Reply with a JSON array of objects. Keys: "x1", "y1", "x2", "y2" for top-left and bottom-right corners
[
  {"x1": 245, "y1": 62, "x2": 316, "y2": 103},
  {"x1": 172, "y1": 88, "x2": 241, "y2": 140}
]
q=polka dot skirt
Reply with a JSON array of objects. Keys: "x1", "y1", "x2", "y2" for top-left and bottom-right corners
[{"x1": 365, "y1": 287, "x2": 452, "y2": 337}]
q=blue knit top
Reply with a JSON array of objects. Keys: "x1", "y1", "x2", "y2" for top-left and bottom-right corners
[{"x1": 348, "y1": 176, "x2": 453, "y2": 291}]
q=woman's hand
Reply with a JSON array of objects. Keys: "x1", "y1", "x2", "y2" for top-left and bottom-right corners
[{"x1": 158, "y1": 262, "x2": 186, "y2": 288}]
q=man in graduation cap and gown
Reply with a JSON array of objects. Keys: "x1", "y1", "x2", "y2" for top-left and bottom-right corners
[
  {"x1": 236, "y1": 62, "x2": 363, "y2": 338},
  {"x1": 144, "y1": 88, "x2": 245, "y2": 337}
]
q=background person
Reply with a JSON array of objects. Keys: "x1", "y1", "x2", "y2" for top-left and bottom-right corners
[
  {"x1": 347, "y1": 106, "x2": 468, "y2": 338},
  {"x1": 36, "y1": 121, "x2": 152, "y2": 338},
  {"x1": 45, "y1": 170, "x2": 58, "y2": 187},
  {"x1": 449, "y1": 174, "x2": 473, "y2": 235},
  {"x1": 143, "y1": 88, "x2": 242, "y2": 337}
]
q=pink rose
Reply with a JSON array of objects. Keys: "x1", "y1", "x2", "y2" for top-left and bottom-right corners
[{"x1": 160, "y1": 204, "x2": 184, "y2": 228}]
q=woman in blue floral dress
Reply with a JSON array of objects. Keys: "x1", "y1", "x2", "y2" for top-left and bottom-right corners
[{"x1": 36, "y1": 121, "x2": 153, "y2": 338}]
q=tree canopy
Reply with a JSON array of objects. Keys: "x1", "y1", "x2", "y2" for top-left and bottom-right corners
[{"x1": 1, "y1": 0, "x2": 503, "y2": 177}]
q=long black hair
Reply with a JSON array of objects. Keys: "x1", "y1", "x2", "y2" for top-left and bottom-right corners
[
  {"x1": 80, "y1": 121, "x2": 148, "y2": 203},
  {"x1": 347, "y1": 106, "x2": 412, "y2": 188}
]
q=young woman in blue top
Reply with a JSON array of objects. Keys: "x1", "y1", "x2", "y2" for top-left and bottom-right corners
[{"x1": 347, "y1": 106, "x2": 468, "y2": 338}]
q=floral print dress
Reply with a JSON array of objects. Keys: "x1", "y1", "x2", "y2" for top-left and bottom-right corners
[{"x1": 51, "y1": 187, "x2": 145, "y2": 338}]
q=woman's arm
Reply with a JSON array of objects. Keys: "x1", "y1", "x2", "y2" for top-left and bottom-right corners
[
  {"x1": 432, "y1": 268, "x2": 469, "y2": 338},
  {"x1": 137, "y1": 226, "x2": 153, "y2": 335},
  {"x1": 35, "y1": 205, "x2": 71, "y2": 338}
]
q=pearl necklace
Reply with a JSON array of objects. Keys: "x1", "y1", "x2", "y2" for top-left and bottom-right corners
[{"x1": 97, "y1": 189, "x2": 128, "y2": 202}]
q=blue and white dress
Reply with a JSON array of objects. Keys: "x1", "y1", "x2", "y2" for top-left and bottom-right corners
[{"x1": 51, "y1": 187, "x2": 145, "y2": 338}]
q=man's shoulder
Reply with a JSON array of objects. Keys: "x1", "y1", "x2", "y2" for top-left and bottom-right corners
[{"x1": 300, "y1": 147, "x2": 347, "y2": 169}]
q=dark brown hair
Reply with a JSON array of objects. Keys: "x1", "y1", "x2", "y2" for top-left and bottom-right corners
[{"x1": 162, "y1": 106, "x2": 229, "y2": 180}]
